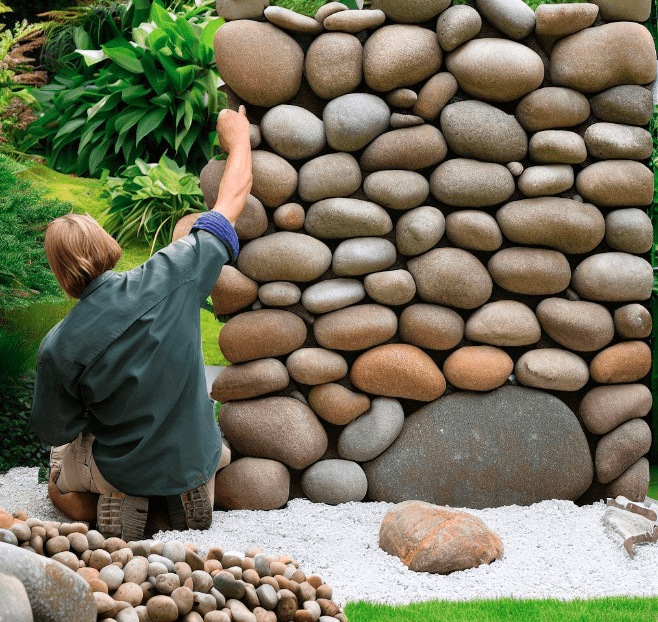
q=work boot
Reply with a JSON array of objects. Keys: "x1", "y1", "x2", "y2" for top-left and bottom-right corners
[
  {"x1": 166, "y1": 484, "x2": 213, "y2": 531},
  {"x1": 97, "y1": 491, "x2": 149, "y2": 542}
]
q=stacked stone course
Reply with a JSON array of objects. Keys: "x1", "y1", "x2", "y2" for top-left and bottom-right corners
[{"x1": 185, "y1": 0, "x2": 657, "y2": 510}]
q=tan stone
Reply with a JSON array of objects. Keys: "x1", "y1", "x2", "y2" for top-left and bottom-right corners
[
  {"x1": 595, "y1": 419, "x2": 652, "y2": 484},
  {"x1": 305, "y1": 198, "x2": 392, "y2": 239},
  {"x1": 534, "y1": 3, "x2": 598, "y2": 37},
  {"x1": 251, "y1": 151, "x2": 298, "y2": 208},
  {"x1": 350, "y1": 344, "x2": 446, "y2": 402},
  {"x1": 304, "y1": 33, "x2": 362, "y2": 100},
  {"x1": 593, "y1": 458, "x2": 650, "y2": 503},
  {"x1": 313, "y1": 304, "x2": 397, "y2": 351},
  {"x1": 258, "y1": 282, "x2": 301, "y2": 307},
  {"x1": 215, "y1": 458, "x2": 289, "y2": 510},
  {"x1": 590, "y1": 85, "x2": 653, "y2": 126},
  {"x1": 528, "y1": 131, "x2": 587, "y2": 164},
  {"x1": 518, "y1": 165, "x2": 574, "y2": 198},
  {"x1": 210, "y1": 359, "x2": 289, "y2": 402},
  {"x1": 298, "y1": 153, "x2": 361, "y2": 203},
  {"x1": 580, "y1": 384, "x2": 652, "y2": 435},
  {"x1": 323, "y1": 9, "x2": 385, "y2": 33},
  {"x1": 413, "y1": 73, "x2": 458, "y2": 122},
  {"x1": 386, "y1": 89, "x2": 417, "y2": 108},
  {"x1": 399, "y1": 304, "x2": 464, "y2": 351},
  {"x1": 584, "y1": 123, "x2": 652, "y2": 161},
  {"x1": 364, "y1": 270, "x2": 416, "y2": 306},
  {"x1": 370, "y1": 0, "x2": 450, "y2": 23},
  {"x1": 515, "y1": 87, "x2": 590, "y2": 132},
  {"x1": 363, "y1": 170, "x2": 429, "y2": 211},
  {"x1": 264, "y1": 6, "x2": 322, "y2": 34},
  {"x1": 315, "y1": 2, "x2": 348, "y2": 23},
  {"x1": 301, "y1": 278, "x2": 365, "y2": 314},
  {"x1": 465, "y1": 301, "x2": 540, "y2": 347},
  {"x1": 589, "y1": 0, "x2": 651, "y2": 22},
  {"x1": 614, "y1": 304, "x2": 652, "y2": 339},
  {"x1": 589, "y1": 341, "x2": 651, "y2": 384},
  {"x1": 488, "y1": 248, "x2": 571, "y2": 295},
  {"x1": 443, "y1": 346, "x2": 513, "y2": 392},
  {"x1": 445, "y1": 211, "x2": 502, "y2": 252},
  {"x1": 286, "y1": 348, "x2": 348, "y2": 385},
  {"x1": 308, "y1": 383, "x2": 370, "y2": 425},
  {"x1": 515, "y1": 349, "x2": 589, "y2": 391},
  {"x1": 396, "y1": 206, "x2": 445, "y2": 256},
  {"x1": 211, "y1": 266, "x2": 258, "y2": 316},
  {"x1": 260, "y1": 105, "x2": 325, "y2": 161},
  {"x1": 605, "y1": 209, "x2": 653, "y2": 254},
  {"x1": 332, "y1": 238, "x2": 397, "y2": 276},
  {"x1": 273, "y1": 203, "x2": 305, "y2": 231},
  {"x1": 436, "y1": 5, "x2": 481, "y2": 52}
]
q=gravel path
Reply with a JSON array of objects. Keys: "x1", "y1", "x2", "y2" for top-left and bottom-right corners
[{"x1": 2, "y1": 466, "x2": 658, "y2": 605}]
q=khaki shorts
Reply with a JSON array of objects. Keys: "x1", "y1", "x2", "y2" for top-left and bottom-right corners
[{"x1": 51, "y1": 432, "x2": 231, "y2": 506}]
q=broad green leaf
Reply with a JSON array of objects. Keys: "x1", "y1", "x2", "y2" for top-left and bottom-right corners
[
  {"x1": 72, "y1": 26, "x2": 93, "y2": 50},
  {"x1": 78, "y1": 120, "x2": 105, "y2": 153},
  {"x1": 122, "y1": 84, "x2": 151, "y2": 105},
  {"x1": 147, "y1": 28, "x2": 170, "y2": 52},
  {"x1": 200, "y1": 17, "x2": 224, "y2": 49},
  {"x1": 176, "y1": 65, "x2": 197, "y2": 92},
  {"x1": 54, "y1": 117, "x2": 86, "y2": 140},
  {"x1": 180, "y1": 123, "x2": 200, "y2": 158},
  {"x1": 150, "y1": 1, "x2": 175, "y2": 26},
  {"x1": 140, "y1": 53, "x2": 168, "y2": 95},
  {"x1": 184, "y1": 98, "x2": 193, "y2": 131},
  {"x1": 150, "y1": 92, "x2": 174, "y2": 107},
  {"x1": 102, "y1": 44, "x2": 144, "y2": 74},
  {"x1": 136, "y1": 107, "x2": 168, "y2": 144},
  {"x1": 115, "y1": 108, "x2": 149, "y2": 136},
  {"x1": 89, "y1": 141, "x2": 111, "y2": 176},
  {"x1": 87, "y1": 93, "x2": 120, "y2": 120},
  {"x1": 76, "y1": 49, "x2": 108, "y2": 66},
  {"x1": 59, "y1": 86, "x2": 88, "y2": 108}
]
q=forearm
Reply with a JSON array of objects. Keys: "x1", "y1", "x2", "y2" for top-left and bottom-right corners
[{"x1": 212, "y1": 143, "x2": 252, "y2": 226}]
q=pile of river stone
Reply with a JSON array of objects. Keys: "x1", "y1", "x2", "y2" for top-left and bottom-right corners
[
  {"x1": 0, "y1": 518, "x2": 345, "y2": 622},
  {"x1": 188, "y1": 0, "x2": 656, "y2": 510}
]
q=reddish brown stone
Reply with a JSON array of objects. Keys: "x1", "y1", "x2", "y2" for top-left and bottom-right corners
[
  {"x1": 210, "y1": 266, "x2": 259, "y2": 316},
  {"x1": 579, "y1": 384, "x2": 652, "y2": 435},
  {"x1": 442, "y1": 346, "x2": 513, "y2": 392},
  {"x1": 589, "y1": 341, "x2": 651, "y2": 384},
  {"x1": 595, "y1": 419, "x2": 652, "y2": 484},
  {"x1": 48, "y1": 476, "x2": 97, "y2": 522},
  {"x1": 210, "y1": 359, "x2": 289, "y2": 402},
  {"x1": 308, "y1": 383, "x2": 370, "y2": 425},
  {"x1": 215, "y1": 458, "x2": 289, "y2": 510}
]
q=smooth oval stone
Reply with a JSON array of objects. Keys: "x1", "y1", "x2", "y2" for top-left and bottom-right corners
[
  {"x1": 316, "y1": 2, "x2": 349, "y2": 22},
  {"x1": 596, "y1": 457, "x2": 650, "y2": 504},
  {"x1": 214, "y1": 21, "x2": 303, "y2": 107},
  {"x1": 399, "y1": 304, "x2": 464, "y2": 350},
  {"x1": 436, "y1": 5, "x2": 482, "y2": 52},
  {"x1": 250, "y1": 124, "x2": 261, "y2": 149},
  {"x1": 255, "y1": 582, "x2": 278, "y2": 609},
  {"x1": 260, "y1": 105, "x2": 325, "y2": 160},
  {"x1": 515, "y1": 349, "x2": 589, "y2": 391},
  {"x1": 590, "y1": 85, "x2": 653, "y2": 126},
  {"x1": 412, "y1": 73, "x2": 457, "y2": 122},
  {"x1": 446, "y1": 38, "x2": 543, "y2": 102},
  {"x1": 251, "y1": 151, "x2": 298, "y2": 208},
  {"x1": 305, "y1": 33, "x2": 362, "y2": 100},
  {"x1": 211, "y1": 266, "x2": 259, "y2": 316},
  {"x1": 590, "y1": 341, "x2": 651, "y2": 384},
  {"x1": 550, "y1": 23, "x2": 656, "y2": 93},
  {"x1": 605, "y1": 208, "x2": 653, "y2": 254},
  {"x1": 614, "y1": 304, "x2": 652, "y2": 339},
  {"x1": 595, "y1": 419, "x2": 652, "y2": 484},
  {"x1": 443, "y1": 345, "x2": 513, "y2": 392},
  {"x1": 0, "y1": 529, "x2": 18, "y2": 546},
  {"x1": 313, "y1": 304, "x2": 397, "y2": 351},
  {"x1": 238, "y1": 232, "x2": 331, "y2": 283},
  {"x1": 234, "y1": 195, "x2": 268, "y2": 241},
  {"x1": 370, "y1": 0, "x2": 450, "y2": 23},
  {"x1": 488, "y1": 248, "x2": 571, "y2": 295},
  {"x1": 298, "y1": 153, "x2": 362, "y2": 203},
  {"x1": 360, "y1": 125, "x2": 448, "y2": 172},
  {"x1": 218, "y1": 397, "x2": 327, "y2": 471},
  {"x1": 215, "y1": 459, "x2": 290, "y2": 512},
  {"x1": 323, "y1": 8, "x2": 386, "y2": 33},
  {"x1": 516, "y1": 87, "x2": 590, "y2": 132},
  {"x1": 324, "y1": 93, "x2": 390, "y2": 154},
  {"x1": 263, "y1": 6, "x2": 323, "y2": 34},
  {"x1": 258, "y1": 282, "x2": 301, "y2": 307},
  {"x1": 392, "y1": 113, "x2": 425, "y2": 128},
  {"x1": 518, "y1": 165, "x2": 574, "y2": 197},
  {"x1": 273, "y1": 203, "x2": 305, "y2": 231},
  {"x1": 286, "y1": 348, "x2": 348, "y2": 385},
  {"x1": 386, "y1": 88, "x2": 417, "y2": 108},
  {"x1": 363, "y1": 25, "x2": 441, "y2": 92},
  {"x1": 308, "y1": 383, "x2": 370, "y2": 425},
  {"x1": 332, "y1": 238, "x2": 397, "y2": 276},
  {"x1": 363, "y1": 171, "x2": 429, "y2": 210},
  {"x1": 529, "y1": 130, "x2": 587, "y2": 164},
  {"x1": 351, "y1": 344, "x2": 446, "y2": 401},
  {"x1": 496, "y1": 197, "x2": 604, "y2": 254},
  {"x1": 123, "y1": 557, "x2": 149, "y2": 585},
  {"x1": 476, "y1": 0, "x2": 535, "y2": 39},
  {"x1": 396, "y1": 206, "x2": 445, "y2": 256},
  {"x1": 364, "y1": 270, "x2": 416, "y2": 306},
  {"x1": 584, "y1": 123, "x2": 653, "y2": 161},
  {"x1": 580, "y1": 384, "x2": 652, "y2": 436},
  {"x1": 215, "y1": 0, "x2": 268, "y2": 20},
  {"x1": 507, "y1": 161, "x2": 524, "y2": 176},
  {"x1": 430, "y1": 159, "x2": 515, "y2": 208},
  {"x1": 535, "y1": 298, "x2": 614, "y2": 352},
  {"x1": 408, "y1": 248, "x2": 492, "y2": 309},
  {"x1": 363, "y1": 386, "x2": 593, "y2": 507},
  {"x1": 98, "y1": 565, "x2": 124, "y2": 591},
  {"x1": 301, "y1": 278, "x2": 365, "y2": 314},
  {"x1": 591, "y1": 0, "x2": 650, "y2": 22},
  {"x1": 534, "y1": 3, "x2": 598, "y2": 37},
  {"x1": 440, "y1": 100, "x2": 527, "y2": 164},
  {"x1": 572, "y1": 252, "x2": 652, "y2": 302},
  {"x1": 445, "y1": 210, "x2": 502, "y2": 252},
  {"x1": 301, "y1": 460, "x2": 367, "y2": 505},
  {"x1": 218, "y1": 310, "x2": 306, "y2": 364},
  {"x1": 465, "y1": 300, "x2": 540, "y2": 347},
  {"x1": 338, "y1": 397, "x2": 404, "y2": 462},
  {"x1": 305, "y1": 198, "x2": 392, "y2": 239},
  {"x1": 211, "y1": 359, "x2": 289, "y2": 402}
]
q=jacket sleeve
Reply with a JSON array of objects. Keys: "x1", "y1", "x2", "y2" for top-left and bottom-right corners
[{"x1": 30, "y1": 359, "x2": 87, "y2": 448}]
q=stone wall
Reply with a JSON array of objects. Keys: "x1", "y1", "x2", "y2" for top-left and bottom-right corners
[{"x1": 192, "y1": 0, "x2": 656, "y2": 509}]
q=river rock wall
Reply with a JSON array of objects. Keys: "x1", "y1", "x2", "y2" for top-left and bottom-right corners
[{"x1": 191, "y1": 0, "x2": 656, "y2": 509}]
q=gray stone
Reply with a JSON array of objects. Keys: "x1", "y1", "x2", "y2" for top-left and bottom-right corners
[
  {"x1": 465, "y1": 300, "x2": 541, "y2": 347},
  {"x1": 590, "y1": 0, "x2": 651, "y2": 22},
  {"x1": 590, "y1": 86, "x2": 654, "y2": 126},
  {"x1": 304, "y1": 33, "x2": 362, "y2": 100},
  {"x1": 386, "y1": 89, "x2": 417, "y2": 108},
  {"x1": 323, "y1": 8, "x2": 386, "y2": 33},
  {"x1": 576, "y1": 161, "x2": 653, "y2": 207},
  {"x1": 213, "y1": 572, "x2": 245, "y2": 600},
  {"x1": 123, "y1": 557, "x2": 149, "y2": 585},
  {"x1": 211, "y1": 265, "x2": 259, "y2": 316},
  {"x1": 305, "y1": 198, "x2": 392, "y2": 239},
  {"x1": 572, "y1": 253, "x2": 653, "y2": 302},
  {"x1": 595, "y1": 419, "x2": 652, "y2": 484},
  {"x1": 488, "y1": 248, "x2": 571, "y2": 295},
  {"x1": 298, "y1": 153, "x2": 361, "y2": 203},
  {"x1": 286, "y1": 348, "x2": 348, "y2": 385},
  {"x1": 232, "y1": 194, "x2": 267, "y2": 242},
  {"x1": 584, "y1": 123, "x2": 653, "y2": 161},
  {"x1": 0, "y1": 572, "x2": 32, "y2": 622},
  {"x1": 256, "y1": 583, "x2": 278, "y2": 610},
  {"x1": 237, "y1": 232, "x2": 331, "y2": 283},
  {"x1": 516, "y1": 87, "x2": 590, "y2": 132},
  {"x1": 258, "y1": 282, "x2": 301, "y2": 307},
  {"x1": 363, "y1": 386, "x2": 593, "y2": 508},
  {"x1": 476, "y1": 0, "x2": 535, "y2": 40},
  {"x1": 260, "y1": 105, "x2": 325, "y2": 160},
  {"x1": 534, "y1": 3, "x2": 598, "y2": 37},
  {"x1": 215, "y1": 0, "x2": 269, "y2": 20},
  {"x1": 363, "y1": 171, "x2": 429, "y2": 210},
  {"x1": 430, "y1": 159, "x2": 515, "y2": 207},
  {"x1": 407, "y1": 248, "x2": 492, "y2": 309},
  {"x1": 0, "y1": 528, "x2": 17, "y2": 546},
  {"x1": 211, "y1": 359, "x2": 289, "y2": 402},
  {"x1": 264, "y1": 6, "x2": 323, "y2": 33},
  {"x1": 364, "y1": 270, "x2": 416, "y2": 306},
  {"x1": 528, "y1": 130, "x2": 587, "y2": 164},
  {"x1": 332, "y1": 238, "x2": 397, "y2": 276},
  {"x1": 446, "y1": 39, "x2": 544, "y2": 103},
  {"x1": 161, "y1": 542, "x2": 186, "y2": 565},
  {"x1": 338, "y1": 397, "x2": 405, "y2": 463},
  {"x1": 0, "y1": 542, "x2": 95, "y2": 622},
  {"x1": 315, "y1": 2, "x2": 348, "y2": 23},
  {"x1": 390, "y1": 113, "x2": 424, "y2": 128},
  {"x1": 399, "y1": 304, "x2": 464, "y2": 351},
  {"x1": 363, "y1": 25, "x2": 441, "y2": 92},
  {"x1": 249, "y1": 124, "x2": 261, "y2": 149},
  {"x1": 396, "y1": 206, "x2": 445, "y2": 256},
  {"x1": 580, "y1": 384, "x2": 652, "y2": 436},
  {"x1": 518, "y1": 165, "x2": 574, "y2": 197},
  {"x1": 251, "y1": 150, "x2": 298, "y2": 208},
  {"x1": 301, "y1": 278, "x2": 365, "y2": 314},
  {"x1": 496, "y1": 197, "x2": 604, "y2": 254},
  {"x1": 515, "y1": 349, "x2": 589, "y2": 391},
  {"x1": 370, "y1": 0, "x2": 450, "y2": 23},
  {"x1": 444, "y1": 210, "x2": 502, "y2": 252},
  {"x1": 323, "y1": 93, "x2": 390, "y2": 152},
  {"x1": 413, "y1": 73, "x2": 458, "y2": 122},
  {"x1": 436, "y1": 5, "x2": 481, "y2": 52},
  {"x1": 273, "y1": 203, "x2": 305, "y2": 231},
  {"x1": 313, "y1": 304, "x2": 397, "y2": 351},
  {"x1": 614, "y1": 304, "x2": 652, "y2": 339},
  {"x1": 98, "y1": 564, "x2": 124, "y2": 590},
  {"x1": 301, "y1": 460, "x2": 367, "y2": 505},
  {"x1": 605, "y1": 208, "x2": 653, "y2": 254}
]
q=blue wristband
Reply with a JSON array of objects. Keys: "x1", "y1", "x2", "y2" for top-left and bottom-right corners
[{"x1": 191, "y1": 212, "x2": 239, "y2": 264}]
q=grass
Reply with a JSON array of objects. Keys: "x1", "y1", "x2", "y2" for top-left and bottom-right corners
[
  {"x1": 649, "y1": 465, "x2": 658, "y2": 500},
  {"x1": 344, "y1": 597, "x2": 658, "y2": 622}
]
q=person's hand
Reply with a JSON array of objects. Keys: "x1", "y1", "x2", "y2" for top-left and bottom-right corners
[{"x1": 216, "y1": 105, "x2": 250, "y2": 153}]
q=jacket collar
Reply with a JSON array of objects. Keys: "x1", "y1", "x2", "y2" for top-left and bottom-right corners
[{"x1": 79, "y1": 270, "x2": 116, "y2": 300}]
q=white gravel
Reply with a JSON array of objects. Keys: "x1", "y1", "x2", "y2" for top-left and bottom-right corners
[{"x1": 2, "y1": 466, "x2": 658, "y2": 605}]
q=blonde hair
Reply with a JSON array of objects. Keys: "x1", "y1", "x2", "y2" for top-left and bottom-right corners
[{"x1": 44, "y1": 214, "x2": 122, "y2": 299}]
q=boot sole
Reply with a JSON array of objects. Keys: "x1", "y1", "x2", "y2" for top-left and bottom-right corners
[
  {"x1": 97, "y1": 492, "x2": 148, "y2": 542},
  {"x1": 166, "y1": 485, "x2": 212, "y2": 531}
]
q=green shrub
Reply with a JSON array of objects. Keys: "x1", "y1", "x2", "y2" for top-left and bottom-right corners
[{"x1": 271, "y1": 0, "x2": 359, "y2": 14}]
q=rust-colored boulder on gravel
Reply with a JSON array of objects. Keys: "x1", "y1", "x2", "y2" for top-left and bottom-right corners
[
  {"x1": 214, "y1": 458, "x2": 290, "y2": 510},
  {"x1": 379, "y1": 500, "x2": 503, "y2": 574}
]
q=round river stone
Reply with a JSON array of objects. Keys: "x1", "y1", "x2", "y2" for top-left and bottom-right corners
[
  {"x1": 413, "y1": 73, "x2": 458, "y2": 122},
  {"x1": 445, "y1": 210, "x2": 502, "y2": 252},
  {"x1": 313, "y1": 304, "x2": 397, "y2": 351},
  {"x1": 399, "y1": 303, "x2": 464, "y2": 351},
  {"x1": 364, "y1": 270, "x2": 416, "y2": 306},
  {"x1": 488, "y1": 248, "x2": 571, "y2": 295},
  {"x1": 363, "y1": 171, "x2": 429, "y2": 210},
  {"x1": 301, "y1": 278, "x2": 365, "y2": 314},
  {"x1": 211, "y1": 359, "x2": 290, "y2": 402},
  {"x1": 286, "y1": 348, "x2": 348, "y2": 385},
  {"x1": 595, "y1": 419, "x2": 652, "y2": 484},
  {"x1": 443, "y1": 345, "x2": 513, "y2": 392},
  {"x1": 305, "y1": 33, "x2": 362, "y2": 100},
  {"x1": 298, "y1": 153, "x2": 361, "y2": 203},
  {"x1": 332, "y1": 238, "x2": 397, "y2": 276},
  {"x1": 465, "y1": 300, "x2": 540, "y2": 347},
  {"x1": 476, "y1": 0, "x2": 535, "y2": 40},
  {"x1": 308, "y1": 383, "x2": 370, "y2": 425},
  {"x1": 323, "y1": 93, "x2": 390, "y2": 152},
  {"x1": 515, "y1": 87, "x2": 590, "y2": 132},
  {"x1": 590, "y1": 85, "x2": 653, "y2": 127},
  {"x1": 211, "y1": 266, "x2": 259, "y2": 316},
  {"x1": 251, "y1": 150, "x2": 298, "y2": 208},
  {"x1": 301, "y1": 460, "x2": 367, "y2": 505},
  {"x1": 305, "y1": 198, "x2": 392, "y2": 239},
  {"x1": 396, "y1": 206, "x2": 445, "y2": 256},
  {"x1": 260, "y1": 105, "x2": 325, "y2": 160},
  {"x1": 589, "y1": 341, "x2": 652, "y2": 384},
  {"x1": 436, "y1": 5, "x2": 482, "y2": 52},
  {"x1": 515, "y1": 349, "x2": 589, "y2": 391},
  {"x1": 614, "y1": 304, "x2": 652, "y2": 339},
  {"x1": 534, "y1": 3, "x2": 598, "y2": 37},
  {"x1": 215, "y1": 458, "x2": 290, "y2": 511},
  {"x1": 258, "y1": 281, "x2": 301, "y2": 307},
  {"x1": 580, "y1": 384, "x2": 652, "y2": 436},
  {"x1": 528, "y1": 130, "x2": 587, "y2": 164},
  {"x1": 370, "y1": 0, "x2": 450, "y2": 23},
  {"x1": 605, "y1": 208, "x2": 653, "y2": 255},
  {"x1": 584, "y1": 123, "x2": 653, "y2": 161},
  {"x1": 518, "y1": 165, "x2": 574, "y2": 198}
]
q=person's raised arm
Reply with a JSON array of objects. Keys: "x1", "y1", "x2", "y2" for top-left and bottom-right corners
[{"x1": 212, "y1": 105, "x2": 252, "y2": 225}]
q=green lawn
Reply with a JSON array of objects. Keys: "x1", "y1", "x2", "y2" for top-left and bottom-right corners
[{"x1": 649, "y1": 465, "x2": 658, "y2": 500}]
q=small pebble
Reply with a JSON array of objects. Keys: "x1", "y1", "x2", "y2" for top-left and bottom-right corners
[
  {"x1": 162, "y1": 541, "x2": 187, "y2": 564},
  {"x1": 149, "y1": 562, "x2": 170, "y2": 577},
  {"x1": 185, "y1": 549, "x2": 205, "y2": 571},
  {"x1": 52, "y1": 551, "x2": 80, "y2": 572},
  {"x1": 156, "y1": 572, "x2": 181, "y2": 595},
  {"x1": 90, "y1": 548, "x2": 113, "y2": 570},
  {"x1": 193, "y1": 591, "x2": 217, "y2": 615},
  {"x1": 25, "y1": 518, "x2": 42, "y2": 528},
  {"x1": 149, "y1": 554, "x2": 176, "y2": 573},
  {"x1": 104, "y1": 537, "x2": 127, "y2": 553},
  {"x1": 205, "y1": 611, "x2": 231, "y2": 622},
  {"x1": 225, "y1": 566, "x2": 243, "y2": 580},
  {"x1": 205, "y1": 560, "x2": 222, "y2": 574},
  {"x1": 176, "y1": 561, "x2": 193, "y2": 585},
  {"x1": 115, "y1": 582, "x2": 145, "y2": 607},
  {"x1": 128, "y1": 541, "x2": 150, "y2": 557},
  {"x1": 150, "y1": 541, "x2": 165, "y2": 555},
  {"x1": 124, "y1": 557, "x2": 150, "y2": 584},
  {"x1": 256, "y1": 583, "x2": 278, "y2": 610},
  {"x1": 116, "y1": 606, "x2": 140, "y2": 622},
  {"x1": 86, "y1": 530, "x2": 105, "y2": 550},
  {"x1": 12, "y1": 509, "x2": 28, "y2": 521},
  {"x1": 171, "y1": 586, "x2": 194, "y2": 615},
  {"x1": 181, "y1": 612, "x2": 203, "y2": 622},
  {"x1": 31, "y1": 525, "x2": 46, "y2": 539},
  {"x1": 207, "y1": 547, "x2": 224, "y2": 562},
  {"x1": 94, "y1": 591, "x2": 116, "y2": 614},
  {"x1": 88, "y1": 578, "x2": 109, "y2": 594},
  {"x1": 0, "y1": 528, "x2": 18, "y2": 546},
  {"x1": 221, "y1": 551, "x2": 244, "y2": 569},
  {"x1": 59, "y1": 522, "x2": 88, "y2": 536},
  {"x1": 242, "y1": 568, "x2": 260, "y2": 587},
  {"x1": 316, "y1": 584, "x2": 332, "y2": 600},
  {"x1": 9, "y1": 523, "x2": 31, "y2": 542},
  {"x1": 100, "y1": 564, "x2": 125, "y2": 590},
  {"x1": 191, "y1": 569, "x2": 214, "y2": 593},
  {"x1": 68, "y1": 532, "x2": 89, "y2": 553}
]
